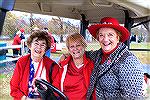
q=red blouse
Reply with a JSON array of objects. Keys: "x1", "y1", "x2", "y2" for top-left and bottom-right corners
[
  {"x1": 63, "y1": 60, "x2": 87, "y2": 100},
  {"x1": 53, "y1": 53, "x2": 96, "y2": 100}
]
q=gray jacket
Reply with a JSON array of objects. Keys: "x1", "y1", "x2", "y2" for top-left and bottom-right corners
[{"x1": 86, "y1": 43, "x2": 144, "y2": 100}]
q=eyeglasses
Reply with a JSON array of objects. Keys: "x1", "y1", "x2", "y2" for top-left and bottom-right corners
[{"x1": 32, "y1": 41, "x2": 47, "y2": 49}]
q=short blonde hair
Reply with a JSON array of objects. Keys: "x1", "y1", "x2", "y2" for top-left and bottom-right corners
[{"x1": 66, "y1": 33, "x2": 87, "y2": 49}]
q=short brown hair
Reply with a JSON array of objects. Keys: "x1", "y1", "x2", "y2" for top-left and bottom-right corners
[
  {"x1": 66, "y1": 33, "x2": 87, "y2": 49},
  {"x1": 27, "y1": 31, "x2": 51, "y2": 51}
]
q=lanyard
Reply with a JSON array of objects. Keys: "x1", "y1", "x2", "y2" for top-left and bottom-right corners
[
  {"x1": 34, "y1": 59, "x2": 44, "y2": 78},
  {"x1": 32, "y1": 59, "x2": 44, "y2": 86},
  {"x1": 28, "y1": 58, "x2": 44, "y2": 98}
]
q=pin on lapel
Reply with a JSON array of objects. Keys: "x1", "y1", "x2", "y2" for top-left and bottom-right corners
[{"x1": 107, "y1": 59, "x2": 111, "y2": 65}]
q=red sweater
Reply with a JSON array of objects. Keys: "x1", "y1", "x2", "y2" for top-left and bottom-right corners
[
  {"x1": 10, "y1": 54, "x2": 59, "y2": 100},
  {"x1": 53, "y1": 53, "x2": 96, "y2": 100}
]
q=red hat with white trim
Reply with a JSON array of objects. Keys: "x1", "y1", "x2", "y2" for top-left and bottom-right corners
[{"x1": 88, "y1": 17, "x2": 130, "y2": 42}]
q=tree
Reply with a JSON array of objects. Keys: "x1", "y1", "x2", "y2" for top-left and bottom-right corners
[{"x1": 2, "y1": 12, "x2": 18, "y2": 38}]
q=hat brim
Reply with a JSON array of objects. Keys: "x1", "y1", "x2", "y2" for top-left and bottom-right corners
[{"x1": 88, "y1": 24, "x2": 130, "y2": 42}]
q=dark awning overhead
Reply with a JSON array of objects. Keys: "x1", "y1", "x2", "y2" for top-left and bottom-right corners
[{"x1": 12, "y1": 0, "x2": 150, "y2": 24}]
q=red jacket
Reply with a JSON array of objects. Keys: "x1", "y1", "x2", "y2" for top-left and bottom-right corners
[
  {"x1": 10, "y1": 54, "x2": 59, "y2": 100},
  {"x1": 12, "y1": 35, "x2": 21, "y2": 50},
  {"x1": 53, "y1": 53, "x2": 96, "y2": 100}
]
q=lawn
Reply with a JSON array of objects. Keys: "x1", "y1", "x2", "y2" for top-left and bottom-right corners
[
  {"x1": 129, "y1": 42, "x2": 150, "y2": 64},
  {"x1": 130, "y1": 42, "x2": 150, "y2": 49},
  {"x1": 0, "y1": 74, "x2": 13, "y2": 100}
]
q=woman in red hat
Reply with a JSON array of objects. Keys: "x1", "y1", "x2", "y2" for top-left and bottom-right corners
[{"x1": 86, "y1": 17, "x2": 144, "y2": 99}]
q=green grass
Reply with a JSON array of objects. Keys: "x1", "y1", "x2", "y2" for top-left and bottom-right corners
[
  {"x1": 130, "y1": 42, "x2": 150, "y2": 49},
  {"x1": 0, "y1": 74, "x2": 13, "y2": 100},
  {"x1": 0, "y1": 74, "x2": 7, "y2": 78},
  {"x1": 129, "y1": 42, "x2": 150, "y2": 64},
  {"x1": 131, "y1": 51, "x2": 150, "y2": 64},
  {"x1": 86, "y1": 42, "x2": 100, "y2": 51}
]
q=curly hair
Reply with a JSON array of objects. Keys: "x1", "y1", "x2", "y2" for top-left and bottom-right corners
[{"x1": 27, "y1": 31, "x2": 51, "y2": 51}]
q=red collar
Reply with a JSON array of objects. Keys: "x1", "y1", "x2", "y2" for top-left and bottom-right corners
[
  {"x1": 101, "y1": 44, "x2": 119, "y2": 64},
  {"x1": 59, "y1": 53, "x2": 90, "y2": 67},
  {"x1": 102, "y1": 44, "x2": 119, "y2": 55}
]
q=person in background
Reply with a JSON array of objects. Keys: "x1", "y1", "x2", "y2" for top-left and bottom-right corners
[
  {"x1": 19, "y1": 28, "x2": 26, "y2": 55},
  {"x1": 143, "y1": 73, "x2": 150, "y2": 98},
  {"x1": 19, "y1": 28, "x2": 25, "y2": 40},
  {"x1": 53, "y1": 33, "x2": 96, "y2": 100},
  {"x1": 43, "y1": 27, "x2": 55, "y2": 58},
  {"x1": 12, "y1": 28, "x2": 26, "y2": 57},
  {"x1": 10, "y1": 31, "x2": 60, "y2": 100},
  {"x1": 12, "y1": 30, "x2": 22, "y2": 57},
  {"x1": 85, "y1": 17, "x2": 144, "y2": 99}
]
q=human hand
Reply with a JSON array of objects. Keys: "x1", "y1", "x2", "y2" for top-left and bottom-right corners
[
  {"x1": 26, "y1": 97, "x2": 42, "y2": 100},
  {"x1": 58, "y1": 53, "x2": 70, "y2": 63},
  {"x1": 21, "y1": 95, "x2": 42, "y2": 100},
  {"x1": 21, "y1": 95, "x2": 27, "y2": 100}
]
